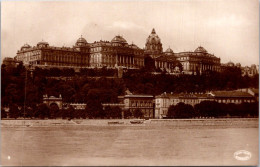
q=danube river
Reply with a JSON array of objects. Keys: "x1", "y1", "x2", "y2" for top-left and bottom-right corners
[{"x1": 1, "y1": 119, "x2": 258, "y2": 166}]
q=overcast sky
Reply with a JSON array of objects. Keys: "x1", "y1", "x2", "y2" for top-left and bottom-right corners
[{"x1": 1, "y1": 0, "x2": 259, "y2": 66}]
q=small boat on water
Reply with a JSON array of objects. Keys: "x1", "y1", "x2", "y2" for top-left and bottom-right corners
[
  {"x1": 108, "y1": 121, "x2": 124, "y2": 125},
  {"x1": 130, "y1": 120, "x2": 144, "y2": 124}
]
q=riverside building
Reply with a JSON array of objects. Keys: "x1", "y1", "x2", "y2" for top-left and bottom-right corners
[{"x1": 155, "y1": 90, "x2": 256, "y2": 119}]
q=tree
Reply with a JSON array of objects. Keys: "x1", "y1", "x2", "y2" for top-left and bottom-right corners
[
  {"x1": 9, "y1": 104, "x2": 20, "y2": 119},
  {"x1": 67, "y1": 105, "x2": 75, "y2": 119},
  {"x1": 105, "y1": 106, "x2": 122, "y2": 119},
  {"x1": 1, "y1": 108, "x2": 7, "y2": 119},
  {"x1": 124, "y1": 109, "x2": 132, "y2": 119},
  {"x1": 49, "y1": 103, "x2": 59, "y2": 119},
  {"x1": 85, "y1": 100, "x2": 103, "y2": 118},
  {"x1": 144, "y1": 56, "x2": 156, "y2": 72},
  {"x1": 133, "y1": 109, "x2": 143, "y2": 118},
  {"x1": 144, "y1": 83, "x2": 154, "y2": 95},
  {"x1": 194, "y1": 101, "x2": 220, "y2": 117},
  {"x1": 35, "y1": 103, "x2": 50, "y2": 119},
  {"x1": 248, "y1": 102, "x2": 259, "y2": 117},
  {"x1": 167, "y1": 103, "x2": 195, "y2": 119},
  {"x1": 104, "y1": 106, "x2": 112, "y2": 118},
  {"x1": 25, "y1": 107, "x2": 34, "y2": 119}
]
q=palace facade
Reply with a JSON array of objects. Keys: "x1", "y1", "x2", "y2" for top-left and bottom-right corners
[
  {"x1": 15, "y1": 35, "x2": 144, "y2": 69},
  {"x1": 15, "y1": 28, "x2": 221, "y2": 74},
  {"x1": 144, "y1": 29, "x2": 221, "y2": 74}
]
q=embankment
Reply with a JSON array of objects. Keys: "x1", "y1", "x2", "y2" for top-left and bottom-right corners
[{"x1": 1, "y1": 118, "x2": 258, "y2": 127}]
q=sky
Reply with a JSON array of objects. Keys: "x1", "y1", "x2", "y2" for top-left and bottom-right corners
[{"x1": 1, "y1": 0, "x2": 259, "y2": 66}]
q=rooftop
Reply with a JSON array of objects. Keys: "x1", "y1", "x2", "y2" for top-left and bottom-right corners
[
  {"x1": 211, "y1": 91, "x2": 253, "y2": 97},
  {"x1": 124, "y1": 94, "x2": 154, "y2": 98}
]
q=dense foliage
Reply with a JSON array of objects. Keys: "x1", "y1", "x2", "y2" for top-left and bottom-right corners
[
  {"x1": 167, "y1": 101, "x2": 258, "y2": 118},
  {"x1": 1, "y1": 62, "x2": 258, "y2": 119}
]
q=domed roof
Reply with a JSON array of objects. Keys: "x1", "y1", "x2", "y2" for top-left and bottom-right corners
[
  {"x1": 145, "y1": 28, "x2": 163, "y2": 54},
  {"x1": 236, "y1": 63, "x2": 241, "y2": 67},
  {"x1": 165, "y1": 47, "x2": 173, "y2": 53},
  {"x1": 37, "y1": 41, "x2": 49, "y2": 46},
  {"x1": 146, "y1": 28, "x2": 161, "y2": 44},
  {"x1": 21, "y1": 43, "x2": 31, "y2": 50},
  {"x1": 129, "y1": 43, "x2": 139, "y2": 49},
  {"x1": 227, "y1": 61, "x2": 235, "y2": 66},
  {"x1": 111, "y1": 35, "x2": 128, "y2": 44},
  {"x1": 75, "y1": 36, "x2": 87, "y2": 46},
  {"x1": 194, "y1": 46, "x2": 207, "y2": 53}
]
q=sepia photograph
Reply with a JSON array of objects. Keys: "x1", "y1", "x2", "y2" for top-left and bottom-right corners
[{"x1": 1, "y1": 0, "x2": 259, "y2": 166}]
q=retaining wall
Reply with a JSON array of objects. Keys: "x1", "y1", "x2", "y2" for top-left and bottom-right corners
[{"x1": 1, "y1": 118, "x2": 258, "y2": 127}]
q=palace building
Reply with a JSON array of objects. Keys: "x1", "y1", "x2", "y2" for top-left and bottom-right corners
[
  {"x1": 15, "y1": 35, "x2": 144, "y2": 69},
  {"x1": 15, "y1": 28, "x2": 221, "y2": 74},
  {"x1": 144, "y1": 29, "x2": 221, "y2": 74},
  {"x1": 15, "y1": 40, "x2": 89, "y2": 68}
]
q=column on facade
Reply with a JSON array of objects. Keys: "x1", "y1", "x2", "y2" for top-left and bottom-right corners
[
  {"x1": 127, "y1": 56, "x2": 129, "y2": 67},
  {"x1": 129, "y1": 56, "x2": 131, "y2": 67},
  {"x1": 130, "y1": 56, "x2": 133, "y2": 67}
]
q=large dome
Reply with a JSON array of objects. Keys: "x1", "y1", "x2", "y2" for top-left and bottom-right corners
[
  {"x1": 37, "y1": 40, "x2": 49, "y2": 48},
  {"x1": 194, "y1": 46, "x2": 207, "y2": 53},
  {"x1": 21, "y1": 43, "x2": 31, "y2": 51},
  {"x1": 75, "y1": 36, "x2": 87, "y2": 46},
  {"x1": 111, "y1": 35, "x2": 128, "y2": 44},
  {"x1": 145, "y1": 28, "x2": 163, "y2": 54}
]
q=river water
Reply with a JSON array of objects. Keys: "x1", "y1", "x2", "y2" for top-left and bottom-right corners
[{"x1": 1, "y1": 120, "x2": 258, "y2": 166}]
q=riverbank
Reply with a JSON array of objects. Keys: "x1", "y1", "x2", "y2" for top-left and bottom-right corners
[{"x1": 1, "y1": 118, "x2": 258, "y2": 127}]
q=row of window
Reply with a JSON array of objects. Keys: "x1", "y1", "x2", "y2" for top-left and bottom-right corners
[
  {"x1": 217, "y1": 99, "x2": 254, "y2": 103},
  {"x1": 90, "y1": 46, "x2": 142, "y2": 55},
  {"x1": 157, "y1": 98, "x2": 255, "y2": 107},
  {"x1": 44, "y1": 55, "x2": 87, "y2": 63},
  {"x1": 156, "y1": 61, "x2": 175, "y2": 68},
  {"x1": 178, "y1": 56, "x2": 219, "y2": 64},
  {"x1": 129, "y1": 109, "x2": 153, "y2": 116},
  {"x1": 130, "y1": 101, "x2": 153, "y2": 107},
  {"x1": 44, "y1": 62, "x2": 83, "y2": 66}
]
